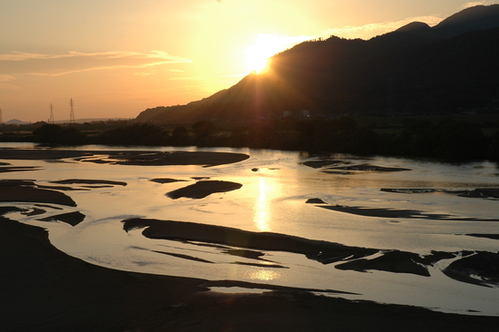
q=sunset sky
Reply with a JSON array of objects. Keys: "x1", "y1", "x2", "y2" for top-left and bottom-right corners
[{"x1": 0, "y1": 0, "x2": 493, "y2": 122}]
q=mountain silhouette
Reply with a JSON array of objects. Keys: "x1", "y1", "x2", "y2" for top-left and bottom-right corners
[
  {"x1": 433, "y1": 4, "x2": 499, "y2": 37},
  {"x1": 137, "y1": 5, "x2": 499, "y2": 122}
]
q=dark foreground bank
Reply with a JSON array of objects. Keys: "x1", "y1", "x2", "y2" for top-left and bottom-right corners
[{"x1": 2, "y1": 217, "x2": 499, "y2": 332}]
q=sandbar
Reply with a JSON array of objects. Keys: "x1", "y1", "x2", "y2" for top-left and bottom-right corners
[
  {"x1": 0, "y1": 148, "x2": 250, "y2": 167},
  {"x1": 166, "y1": 180, "x2": 243, "y2": 199},
  {"x1": 327, "y1": 163, "x2": 411, "y2": 172},
  {"x1": 381, "y1": 188, "x2": 499, "y2": 199},
  {"x1": 317, "y1": 203, "x2": 499, "y2": 222},
  {"x1": 123, "y1": 218, "x2": 499, "y2": 282},
  {"x1": 2, "y1": 217, "x2": 499, "y2": 331},
  {"x1": 0, "y1": 180, "x2": 76, "y2": 206},
  {"x1": 38, "y1": 211, "x2": 86, "y2": 226}
]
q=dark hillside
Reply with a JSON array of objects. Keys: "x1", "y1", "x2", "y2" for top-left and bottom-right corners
[
  {"x1": 433, "y1": 4, "x2": 499, "y2": 37},
  {"x1": 137, "y1": 5, "x2": 499, "y2": 123}
]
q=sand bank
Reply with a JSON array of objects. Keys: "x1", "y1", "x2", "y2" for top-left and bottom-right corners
[
  {"x1": 166, "y1": 180, "x2": 243, "y2": 199},
  {"x1": 0, "y1": 180, "x2": 77, "y2": 206},
  {"x1": 0, "y1": 148, "x2": 249, "y2": 167},
  {"x1": 2, "y1": 216, "x2": 499, "y2": 331},
  {"x1": 316, "y1": 202, "x2": 499, "y2": 222},
  {"x1": 123, "y1": 217, "x2": 499, "y2": 284}
]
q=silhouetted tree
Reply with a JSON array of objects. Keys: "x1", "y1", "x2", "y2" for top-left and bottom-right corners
[
  {"x1": 192, "y1": 120, "x2": 215, "y2": 145},
  {"x1": 170, "y1": 126, "x2": 191, "y2": 146},
  {"x1": 33, "y1": 123, "x2": 86, "y2": 145},
  {"x1": 98, "y1": 123, "x2": 167, "y2": 146}
]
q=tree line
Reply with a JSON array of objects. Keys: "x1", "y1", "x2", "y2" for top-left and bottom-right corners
[{"x1": 31, "y1": 118, "x2": 499, "y2": 161}]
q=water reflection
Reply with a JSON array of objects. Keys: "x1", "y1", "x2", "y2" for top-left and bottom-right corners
[
  {"x1": 5, "y1": 143, "x2": 499, "y2": 315},
  {"x1": 250, "y1": 269, "x2": 281, "y2": 281},
  {"x1": 253, "y1": 176, "x2": 283, "y2": 232},
  {"x1": 254, "y1": 177, "x2": 271, "y2": 231}
]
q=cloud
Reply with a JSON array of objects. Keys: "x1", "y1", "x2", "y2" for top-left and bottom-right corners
[
  {"x1": 134, "y1": 72, "x2": 155, "y2": 77},
  {"x1": 253, "y1": 33, "x2": 314, "y2": 53},
  {"x1": 170, "y1": 73, "x2": 246, "y2": 81},
  {"x1": 322, "y1": 15, "x2": 444, "y2": 40},
  {"x1": 0, "y1": 74, "x2": 19, "y2": 90},
  {"x1": 0, "y1": 51, "x2": 192, "y2": 77},
  {"x1": 0, "y1": 74, "x2": 15, "y2": 82},
  {"x1": 462, "y1": 2, "x2": 490, "y2": 9}
]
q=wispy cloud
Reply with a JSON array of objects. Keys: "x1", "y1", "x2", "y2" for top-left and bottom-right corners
[
  {"x1": 0, "y1": 74, "x2": 19, "y2": 90},
  {"x1": 462, "y1": 2, "x2": 489, "y2": 9},
  {"x1": 322, "y1": 15, "x2": 444, "y2": 40},
  {"x1": 250, "y1": 33, "x2": 314, "y2": 56},
  {"x1": 170, "y1": 73, "x2": 246, "y2": 81},
  {"x1": 0, "y1": 74, "x2": 15, "y2": 82},
  {"x1": 0, "y1": 51, "x2": 191, "y2": 77}
]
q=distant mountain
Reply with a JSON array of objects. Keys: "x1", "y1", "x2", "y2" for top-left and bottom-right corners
[
  {"x1": 5, "y1": 119, "x2": 26, "y2": 125},
  {"x1": 137, "y1": 5, "x2": 499, "y2": 122}
]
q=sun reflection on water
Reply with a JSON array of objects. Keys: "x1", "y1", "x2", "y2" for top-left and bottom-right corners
[
  {"x1": 253, "y1": 176, "x2": 281, "y2": 232},
  {"x1": 249, "y1": 269, "x2": 281, "y2": 282}
]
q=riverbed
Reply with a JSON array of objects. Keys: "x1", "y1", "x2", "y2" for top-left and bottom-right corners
[{"x1": 2, "y1": 142, "x2": 499, "y2": 316}]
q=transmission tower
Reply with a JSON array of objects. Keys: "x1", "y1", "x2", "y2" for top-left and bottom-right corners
[
  {"x1": 69, "y1": 98, "x2": 75, "y2": 124},
  {"x1": 0, "y1": 108, "x2": 3, "y2": 124},
  {"x1": 49, "y1": 103, "x2": 55, "y2": 124}
]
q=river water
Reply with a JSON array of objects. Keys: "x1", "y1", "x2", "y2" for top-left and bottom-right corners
[{"x1": 2, "y1": 143, "x2": 499, "y2": 316}]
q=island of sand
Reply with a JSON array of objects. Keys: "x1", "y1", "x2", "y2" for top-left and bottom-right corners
[{"x1": 2, "y1": 148, "x2": 499, "y2": 331}]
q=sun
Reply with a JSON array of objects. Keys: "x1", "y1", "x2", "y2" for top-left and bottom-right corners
[
  {"x1": 245, "y1": 44, "x2": 272, "y2": 74},
  {"x1": 244, "y1": 33, "x2": 311, "y2": 74},
  {"x1": 245, "y1": 34, "x2": 287, "y2": 74}
]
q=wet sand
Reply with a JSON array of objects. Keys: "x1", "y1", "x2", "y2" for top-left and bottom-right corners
[
  {"x1": 166, "y1": 180, "x2": 243, "y2": 199},
  {"x1": 0, "y1": 180, "x2": 77, "y2": 207},
  {"x1": 315, "y1": 202, "x2": 499, "y2": 222},
  {"x1": 0, "y1": 148, "x2": 249, "y2": 167},
  {"x1": 2, "y1": 148, "x2": 499, "y2": 330},
  {"x1": 123, "y1": 217, "x2": 499, "y2": 284},
  {"x1": 3, "y1": 217, "x2": 499, "y2": 332}
]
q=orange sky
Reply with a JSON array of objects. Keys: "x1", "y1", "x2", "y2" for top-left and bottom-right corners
[{"x1": 0, "y1": 0, "x2": 493, "y2": 122}]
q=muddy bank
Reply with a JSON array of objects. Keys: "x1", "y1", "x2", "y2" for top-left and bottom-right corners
[
  {"x1": 466, "y1": 234, "x2": 499, "y2": 240},
  {"x1": 0, "y1": 179, "x2": 127, "y2": 207},
  {"x1": 316, "y1": 203, "x2": 499, "y2": 222},
  {"x1": 122, "y1": 218, "x2": 378, "y2": 265},
  {"x1": 381, "y1": 188, "x2": 499, "y2": 199},
  {"x1": 3, "y1": 217, "x2": 499, "y2": 331},
  {"x1": 123, "y1": 218, "x2": 499, "y2": 284},
  {"x1": 327, "y1": 163, "x2": 411, "y2": 172},
  {"x1": 166, "y1": 180, "x2": 243, "y2": 199},
  {"x1": 150, "y1": 178, "x2": 187, "y2": 184},
  {"x1": 0, "y1": 165, "x2": 41, "y2": 173},
  {"x1": 50, "y1": 179, "x2": 127, "y2": 186},
  {"x1": 97, "y1": 151, "x2": 250, "y2": 167},
  {"x1": 302, "y1": 160, "x2": 411, "y2": 173},
  {"x1": 0, "y1": 180, "x2": 76, "y2": 206},
  {"x1": 443, "y1": 252, "x2": 499, "y2": 287},
  {"x1": 38, "y1": 211, "x2": 86, "y2": 227},
  {"x1": 0, "y1": 148, "x2": 250, "y2": 167}
]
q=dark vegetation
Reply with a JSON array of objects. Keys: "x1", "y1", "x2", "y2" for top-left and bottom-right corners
[{"x1": 2, "y1": 114, "x2": 499, "y2": 162}]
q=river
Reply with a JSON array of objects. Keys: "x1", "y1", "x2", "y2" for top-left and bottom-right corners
[{"x1": 2, "y1": 143, "x2": 499, "y2": 316}]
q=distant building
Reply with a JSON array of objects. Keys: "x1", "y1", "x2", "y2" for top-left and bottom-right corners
[{"x1": 282, "y1": 110, "x2": 311, "y2": 118}]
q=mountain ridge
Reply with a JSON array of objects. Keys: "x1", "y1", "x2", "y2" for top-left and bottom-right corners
[{"x1": 137, "y1": 5, "x2": 499, "y2": 122}]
